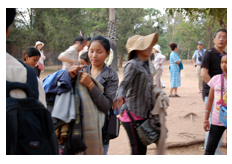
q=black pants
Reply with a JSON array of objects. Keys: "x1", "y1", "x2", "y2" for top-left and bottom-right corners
[
  {"x1": 122, "y1": 120, "x2": 147, "y2": 155},
  {"x1": 34, "y1": 66, "x2": 41, "y2": 78},
  {"x1": 204, "y1": 124, "x2": 226, "y2": 155}
]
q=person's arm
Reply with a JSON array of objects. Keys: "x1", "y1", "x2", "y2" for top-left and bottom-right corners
[
  {"x1": 192, "y1": 58, "x2": 197, "y2": 66},
  {"x1": 201, "y1": 67, "x2": 211, "y2": 84},
  {"x1": 203, "y1": 87, "x2": 214, "y2": 131},
  {"x1": 37, "y1": 77, "x2": 47, "y2": 108},
  {"x1": 89, "y1": 71, "x2": 119, "y2": 113},
  {"x1": 192, "y1": 51, "x2": 197, "y2": 66},
  {"x1": 80, "y1": 68, "x2": 119, "y2": 113},
  {"x1": 112, "y1": 62, "x2": 137, "y2": 110},
  {"x1": 172, "y1": 53, "x2": 181, "y2": 65},
  {"x1": 58, "y1": 51, "x2": 77, "y2": 64},
  {"x1": 176, "y1": 59, "x2": 181, "y2": 65}
]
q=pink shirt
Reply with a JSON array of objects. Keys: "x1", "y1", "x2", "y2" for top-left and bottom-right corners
[
  {"x1": 120, "y1": 110, "x2": 145, "y2": 122},
  {"x1": 208, "y1": 74, "x2": 227, "y2": 126}
]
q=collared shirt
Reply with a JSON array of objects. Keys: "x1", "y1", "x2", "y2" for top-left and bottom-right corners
[
  {"x1": 82, "y1": 64, "x2": 119, "y2": 113},
  {"x1": 201, "y1": 47, "x2": 224, "y2": 100},
  {"x1": 59, "y1": 46, "x2": 79, "y2": 70},
  {"x1": 116, "y1": 56, "x2": 153, "y2": 118},
  {"x1": 192, "y1": 49, "x2": 207, "y2": 65}
]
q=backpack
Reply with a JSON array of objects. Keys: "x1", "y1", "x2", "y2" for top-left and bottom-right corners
[{"x1": 6, "y1": 60, "x2": 59, "y2": 155}]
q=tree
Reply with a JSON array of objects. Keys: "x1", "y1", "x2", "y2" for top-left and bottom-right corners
[
  {"x1": 165, "y1": 8, "x2": 227, "y2": 29},
  {"x1": 115, "y1": 8, "x2": 145, "y2": 67}
]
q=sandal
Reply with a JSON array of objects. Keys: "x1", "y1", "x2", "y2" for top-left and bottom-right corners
[
  {"x1": 174, "y1": 94, "x2": 180, "y2": 97},
  {"x1": 169, "y1": 94, "x2": 174, "y2": 97}
]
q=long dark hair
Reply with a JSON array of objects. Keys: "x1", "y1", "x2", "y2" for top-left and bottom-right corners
[
  {"x1": 24, "y1": 47, "x2": 41, "y2": 61},
  {"x1": 89, "y1": 35, "x2": 111, "y2": 52}
]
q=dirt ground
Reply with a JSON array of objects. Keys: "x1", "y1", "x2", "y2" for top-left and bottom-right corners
[{"x1": 40, "y1": 60, "x2": 227, "y2": 155}]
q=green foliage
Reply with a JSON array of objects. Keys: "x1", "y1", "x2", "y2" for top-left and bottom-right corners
[
  {"x1": 165, "y1": 8, "x2": 227, "y2": 28},
  {"x1": 116, "y1": 8, "x2": 146, "y2": 54},
  {"x1": 7, "y1": 8, "x2": 224, "y2": 65}
]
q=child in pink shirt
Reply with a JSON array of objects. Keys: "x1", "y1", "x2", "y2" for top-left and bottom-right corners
[{"x1": 204, "y1": 54, "x2": 227, "y2": 155}]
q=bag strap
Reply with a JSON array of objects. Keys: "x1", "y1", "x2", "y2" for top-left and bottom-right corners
[
  {"x1": 125, "y1": 108, "x2": 140, "y2": 129},
  {"x1": 221, "y1": 73, "x2": 224, "y2": 105},
  {"x1": 6, "y1": 60, "x2": 39, "y2": 99}
]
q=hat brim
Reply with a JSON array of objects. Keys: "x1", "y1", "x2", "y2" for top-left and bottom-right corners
[
  {"x1": 35, "y1": 42, "x2": 44, "y2": 48},
  {"x1": 127, "y1": 33, "x2": 158, "y2": 60}
]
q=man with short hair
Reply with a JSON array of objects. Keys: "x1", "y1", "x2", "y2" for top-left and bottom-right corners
[
  {"x1": 201, "y1": 29, "x2": 227, "y2": 155},
  {"x1": 58, "y1": 36, "x2": 86, "y2": 70},
  {"x1": 192, "y1": 41, "x2": 207, "y2": 93}
]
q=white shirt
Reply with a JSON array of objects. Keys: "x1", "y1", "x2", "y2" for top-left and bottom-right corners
[
  {"x1": 58, "y1": 46, "x2": 79, "y2": 70},
  {"x1": 38, "y1": 50, "x2": 46, "y2": 66},
  {"x1": 154, "y1": 53, "x2": 166, "y2": 70},
  {"x1": 104, "y1": 48, "x2": 114, "y2": 66},
  {"x1": 6, "y1": 52, "x2": 47, "y2": 107}
]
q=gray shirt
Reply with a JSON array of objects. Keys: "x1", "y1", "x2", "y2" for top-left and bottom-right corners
[
  {"x1": 83, "y1": 64, "x2": 119, "y2": 113},
  {"x1": 116, "y1": 57, "x2": 153, "y2": 118}
]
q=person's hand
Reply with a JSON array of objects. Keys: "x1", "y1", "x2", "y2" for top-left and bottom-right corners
[
  {"x1": 112, "y1": 97, "x2": 124, "y2": 111},
  {"x1": 158, "y1": 63, "x2": 162, "y2": 66},
  {"x1": 194, "y1": 63, "x2": 197, "y2": 67},
  {"x1": 68, "y1": 65, "x2": 83, "y2": 79},
  {"x1": 79, "y1": 68, "x2": 94, "y2": 89},
  {"x1": 203, "y1": 120, "x2": 210, "y2": 132}
]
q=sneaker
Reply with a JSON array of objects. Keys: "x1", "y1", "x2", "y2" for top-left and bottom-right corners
[{"x1": 162, "y1": 86, "x2": 165, "y2": 88}]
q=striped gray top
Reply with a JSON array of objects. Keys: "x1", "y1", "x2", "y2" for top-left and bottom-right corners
[{"x1": 116, "y1": 57, "x2": 153, "y2": 118}]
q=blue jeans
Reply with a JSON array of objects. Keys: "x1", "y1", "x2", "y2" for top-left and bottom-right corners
[
  {"x1": 204, "y1": 97, "x2": 223, "y2": 155},
  {"x1": 103, "y1": 144, "x2": 109, "y2": 155}
]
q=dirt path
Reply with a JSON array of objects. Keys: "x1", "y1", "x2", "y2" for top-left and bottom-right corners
[{"x1": 40, "y1": 60, "x2": 227, "y2": 155}]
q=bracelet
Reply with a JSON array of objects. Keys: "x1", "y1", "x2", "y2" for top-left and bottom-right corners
[
  {"x1": 203, "y1": 120, "x2": 209, "y2": 123},
  {"x1": 88, "y1": 81, "x2": 93, "y2": 87}
]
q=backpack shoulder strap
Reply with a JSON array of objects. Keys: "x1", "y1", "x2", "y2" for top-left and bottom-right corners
[
  {"x1": 6, "y1": 60, "x2": 39, "y2": 100},
  {"x1": 221, "y1": 73, "x2": 224, "y2": 105}
]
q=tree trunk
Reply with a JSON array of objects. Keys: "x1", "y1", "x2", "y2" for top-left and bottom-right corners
[
  {"x1": 108, "y1": 8, "x2": 118, "y2": 71},
  {"x1": 110, "y1": 42, "x2": 118, "y2": 71},
  {"x1": 119, "y1": 51, "x2": 123, "y2": 68}
]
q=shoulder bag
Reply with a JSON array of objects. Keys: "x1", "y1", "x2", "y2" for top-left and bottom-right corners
[
  {"x1": 126, "y1": 108, "x2": 160, "y2": 146},
  {"x1": 219, "y1": 73, "x2": 227, "y2": 127}
]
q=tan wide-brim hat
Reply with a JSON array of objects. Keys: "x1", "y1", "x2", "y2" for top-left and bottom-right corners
[
  {"x1": 35, "y1": 41, "x2": 44, "y2": 48},
  {"x1": 126, "y1": 33, "x2": 158, "y2": 60}
]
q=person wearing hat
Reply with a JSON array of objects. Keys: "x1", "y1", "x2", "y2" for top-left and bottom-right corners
[
  {"x1": 34, "y1": 41, "x2": 46, "y2": 77},
  {"x1": 112, "y1": 33, "x2": 161, "y2": 155},
  {"x1": 192, "y1": 41, "x2": 207, "y2": 93},
  {"x1": 153, "y1": 44, "x2": 166, "y2": 89}
]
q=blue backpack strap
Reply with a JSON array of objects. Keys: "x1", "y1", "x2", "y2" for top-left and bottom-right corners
[{"x1": 6, "y1": 60, "x2": 39, "y2": 99}]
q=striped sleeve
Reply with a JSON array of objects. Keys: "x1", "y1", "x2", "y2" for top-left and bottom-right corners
[{"x1": 116, "y1": 61, "x2": 137, "y2": 98}]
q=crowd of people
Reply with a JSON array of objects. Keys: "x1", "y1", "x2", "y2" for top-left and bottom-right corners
[{"x1": 6, "y1": 8, "x2": 227, "y2": 155}]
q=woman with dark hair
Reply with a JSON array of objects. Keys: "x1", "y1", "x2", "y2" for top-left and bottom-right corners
[
  {"x1": 169, "y1": 43, "x2": 181, "y2": 97},
  {"x1": 68, "y1": 35, "x2": 119, "y2": 155},
  {"x1": 79, "y1": 51, "x2": 91, "y2": 65},
  {"x1": 24, "y1": 47, "x2": 41, "y2": 68}
]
